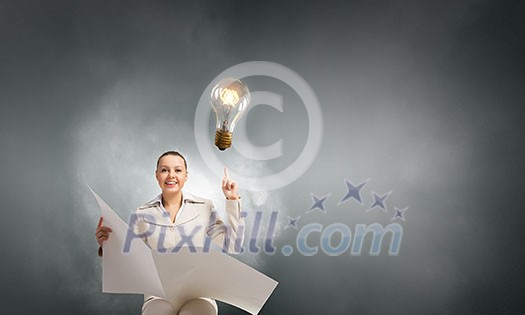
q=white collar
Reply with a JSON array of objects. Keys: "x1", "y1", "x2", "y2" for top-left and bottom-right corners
[{"x1": 145, "y1": 191, "x2": 197, "y2": 207}]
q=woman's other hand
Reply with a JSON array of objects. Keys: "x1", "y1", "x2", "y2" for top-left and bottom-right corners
[
  {"x1": 222, "y1": 167, "x2": 239, "y2": 200},
  {"x1": 95, "y1": 217, "x2": 112, "y2": 247}
]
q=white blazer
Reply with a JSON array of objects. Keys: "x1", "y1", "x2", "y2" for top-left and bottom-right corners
[{"x1": 132, "y1": 191, "x2": 244, "y2": 254}]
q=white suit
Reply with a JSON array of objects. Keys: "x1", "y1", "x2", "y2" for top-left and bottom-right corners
[{"x1": 132, "y1": 192, "x2": 244, "y2": 315}]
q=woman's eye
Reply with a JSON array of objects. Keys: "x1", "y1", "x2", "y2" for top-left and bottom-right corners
[{"x1": 161, "y1": 169, "x2": 167, "y2": 172}]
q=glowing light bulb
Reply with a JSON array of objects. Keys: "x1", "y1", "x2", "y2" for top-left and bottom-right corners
[{"x1": 210, "y1": 78, "x2": 250, "y2": 151}]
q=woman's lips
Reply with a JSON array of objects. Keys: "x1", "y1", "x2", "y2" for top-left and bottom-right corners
[{"x1": 165, "y1": 181, "x2": 177, "y2": 187}]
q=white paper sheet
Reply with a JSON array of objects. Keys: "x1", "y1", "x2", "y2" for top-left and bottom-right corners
[{"x1": 90, "y1": 188, "x2": 278, "y2": 315}]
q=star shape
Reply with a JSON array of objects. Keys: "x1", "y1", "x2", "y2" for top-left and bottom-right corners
[
  {"x1": 285, "y1": 216, "x2": 300, "y2": 229},
  {"x1": 338, "y1": 178, "x2": 370, "y2": 206},
  {"x1": 391, "y1": 207, "x2": 408, "y2": 222},
  {"x1": 367, "y1": 190, "x2": 392, "y2": 212},
  {"x1": 307, "y1": 193, "x2": 331, "y2": 214}
]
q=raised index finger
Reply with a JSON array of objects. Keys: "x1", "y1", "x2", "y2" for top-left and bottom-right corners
[
  {"x1": 224, "y1": 167, "x2": 229, "y2": 179},
  {"x1": 97, "y1": 217, "x2": 103, "y2": 228}
]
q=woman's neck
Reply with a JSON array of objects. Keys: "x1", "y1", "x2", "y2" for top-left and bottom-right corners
[{"x1": 162, "y1": 191, "x2": 183, "y2": 212}]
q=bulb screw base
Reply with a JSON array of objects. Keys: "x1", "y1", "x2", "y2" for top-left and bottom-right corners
[{"x1": 215, "y1": 129, "x2": 232, "y2": 151}]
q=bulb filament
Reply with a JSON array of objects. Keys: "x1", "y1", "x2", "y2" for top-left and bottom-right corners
[{"x1": 220, "y1": 88, "x2": 239, "y2": 106}]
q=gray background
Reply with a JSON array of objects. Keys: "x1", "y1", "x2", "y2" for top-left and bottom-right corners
[{"x1": 1, "y1": 0, "x2": 524, "y2": 314}]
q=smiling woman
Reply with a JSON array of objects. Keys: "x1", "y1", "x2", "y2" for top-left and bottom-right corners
[
  {"x1": 155, "y1": 152, "x2": 190, "y2": 223},
  {"x1": 94, "y1": 150, "x2": 245, "y2": 315}
]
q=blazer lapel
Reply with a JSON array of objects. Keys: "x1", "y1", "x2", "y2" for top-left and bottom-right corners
[{"x1": 174, "y1": 199, "x2": 205, "y2": 226}]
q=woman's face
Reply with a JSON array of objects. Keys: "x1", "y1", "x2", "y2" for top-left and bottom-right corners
[{"x1": 155, "y1": 155, "x2": 188, "y2": 195}]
